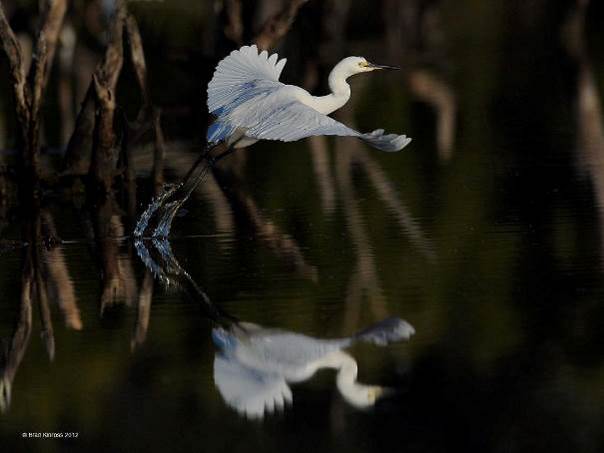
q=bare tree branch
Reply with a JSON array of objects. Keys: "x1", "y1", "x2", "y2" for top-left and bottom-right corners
[
  {"x1": 100, "y1": 1, "x2": 127, "y2": 91},
  {"x1": 63, "y1": 84, "x2": 96, "y2": 174},
  {"x1": 0, "y1": 0, "x2": 67, "y2": 179},
  {"x1": 254, "y1": 0, "x2": 309, "y2": 50},
  {"x1": 0, "y1": 3, "x2": 27, "y2": 123},
  {"x1": 152, "y1": 109, "x2": 165, "y2": 188},
  {"x1": 87, "y1": 0, "x2": 126, "y2": 192},
  {"x1": 89, "y1": 73, "x2": 118, "y2": 191},
  {"x1": 125, "y1": 14, "x2": 149, "y2": 106},
  {"x1": 64, "y1": 0, "x2": 127, "y2": 178},
  {"x1": 29, "y1": 0, "x2": 68, "y2": 120},
  {"x1": 408, "y1": 69, "x2": 456, "y2": 160},
  {"x1": 224, "y1": 0, "x2": 244, "y2": 45}
]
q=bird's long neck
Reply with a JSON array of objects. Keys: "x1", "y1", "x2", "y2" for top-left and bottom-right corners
[
  {"x1": 308, "y1": 64, "x2": 352, "y2": 115},
  {"x1": 319, "y1": 350, "x2": 378, "y2": 408}
]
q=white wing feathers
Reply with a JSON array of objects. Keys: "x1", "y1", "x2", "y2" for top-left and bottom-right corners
[
  {"x1": 207, "y1": 45, "x2": 287, "y2": 114},
  {"x1": 207, "y1": 44, "x2": 411, "y2": 152},
  {"x1": 214, "y1": 355, "x2": 292, "y2": 419},
  {"x1": 239, "y1": 100, "x2": 411, "y2": 152}
]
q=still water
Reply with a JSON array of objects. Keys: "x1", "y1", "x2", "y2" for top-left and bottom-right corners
[{"x1": 1, "y1": 3, "x2": 604, "y2": 453}]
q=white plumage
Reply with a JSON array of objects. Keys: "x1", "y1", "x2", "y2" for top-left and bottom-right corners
[
  {"x1": 212, "y1": 317, "x2": 416, "y2": 418},
  {"x1": 206, "y1": 45, "x2": 412, "y2": 152}
]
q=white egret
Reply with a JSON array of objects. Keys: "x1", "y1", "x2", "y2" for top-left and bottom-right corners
[
  {"x1": 212, "y1": 317, "x2": 415, "y2": 419},
  {"x1": 207, "y1": 44, "x2": 411, "y2": 151},
  {"x1": 135, "y1": 44, "x2": 411, "y2": 237}
]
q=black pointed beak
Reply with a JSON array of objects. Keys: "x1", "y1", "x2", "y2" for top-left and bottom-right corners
[{"x1": 367, "y1": 62, "x2": 400, "y2": 70}]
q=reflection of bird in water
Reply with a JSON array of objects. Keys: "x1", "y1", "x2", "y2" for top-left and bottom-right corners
[
  {"x1": 207, "y1": 45, "x2": 411, "y2": 151},
  {"x1": 212, "y1": 317, "x2": 415, "y2": 418},
  {"x1": 134, "y1": 238, "x2": 415, "y2": 418}
]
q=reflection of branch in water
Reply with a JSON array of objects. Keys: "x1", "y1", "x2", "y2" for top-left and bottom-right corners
[
  {"x1": 212, "y1": 164, "x2": 318, "y2": 281},
  {"x1": 41, "y1": 211, "x2": 82, "y2": 330},
  {"x1": 335, "y1": 147, "x2": 389, "y2": 328},
  {"x1": 308, "y1": 136, "x2": 337, "y2": 214},
  {"x1": 0, "y1": 257, "x2": 33, "y2": 413},
  {"x1": 93, "y1": 196, "x2": 137, "y2": 315},
  {"x1": 0, "y1": 202, "x2": 56, "y2": 411},
  {"x1": 36, "y1": 270, "x2": 55, "y2": 361},
  {"x1": 131, "y1": 271, "x2": 153, "y2": 351},
  {"x1": 352, "y1": 149, "x2": 434, "y2": 258},
  {"x1": 24, "y1": 207, "x2": 56, "y2": 361},
  {"x1": 338, "y1": 76, "x2": 432, "y2": 257}
]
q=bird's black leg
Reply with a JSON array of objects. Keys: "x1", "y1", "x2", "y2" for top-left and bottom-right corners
[{"x1": 134, "y1": 142, "x2": 237, "y2": 239}]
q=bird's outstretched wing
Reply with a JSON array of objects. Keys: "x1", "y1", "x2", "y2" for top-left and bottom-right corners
[
  {"x1": 213, "y1": 354, "x2": 292, "y2": 419},
  {"x1": 207, "y1": 44, "x2": 287, "y2": 115},
  {"x1": 207, "y1": 44, "x2": 411, "y2": 152},
  {"x1": 231, "y1": 98, "x2": 412, "y2": 152}
]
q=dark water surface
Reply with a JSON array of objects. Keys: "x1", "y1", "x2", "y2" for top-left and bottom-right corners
[{"x1": 1, "y1": 2, "x2": 604, "y2": 453}]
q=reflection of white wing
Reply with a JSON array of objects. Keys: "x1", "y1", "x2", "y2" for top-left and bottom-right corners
[{"x1": 213, "y1": 354, "x2": 292, "y2": 419}]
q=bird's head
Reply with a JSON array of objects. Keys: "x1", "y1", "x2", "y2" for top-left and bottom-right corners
[
  {"x1": 338, "y1": 56, "x2": 400, "y2": 76},
  {"x1": 339, "y1": 383, "x2": 393, "y2": 409}
]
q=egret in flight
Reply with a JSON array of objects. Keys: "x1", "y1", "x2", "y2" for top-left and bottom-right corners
[
  {"x1": 207, "y1": 44, "x2": 411, "y2": 151},
  {"x1": 212, "y1": 317, "x2": 415, "y2": 419},
  {"x1": 135, "y1": 45, "x2": 411, "y2": 237}
]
